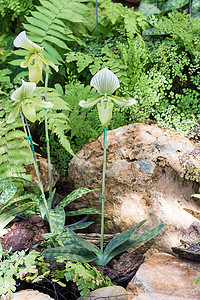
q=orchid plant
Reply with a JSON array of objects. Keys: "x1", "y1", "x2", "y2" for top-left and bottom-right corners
[
  {"x1": 79, "y1": 68, "x2": 136, "y2": 127},
  {"x1": 13, "y1": 31, "x2": 58, "y2": 84},
  {"x1": 80, "y1": 68, "x2": 137, "y2": 251},
  {"x1": 42, "y1": 68, "x2": 165, "y2": 266},
  {"x1": 6, "y1": 32, "x2": 59, "y2": 230},
  {"x1": 12, "y1": 31, "x2": 59, "y2": 195},
  {"x1": 5, "y1": 31, "x2": 100, "y2": 235}
]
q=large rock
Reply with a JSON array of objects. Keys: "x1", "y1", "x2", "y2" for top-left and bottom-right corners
[
  {"x1": 126, "y1": 253, "x2": 200, "y2": 299},
  {"x1": 67, "y1": 124, "x2": 199, "y2": 255},
  {"x1": 78, "y1": 286, "x2": 128, "y2": 300},
  {"x1": 25, "y1": 157, "x2": 59, "y2": 192},
  {"x1": 13, "y1": 289, "x2": 54, "y2": 300}
]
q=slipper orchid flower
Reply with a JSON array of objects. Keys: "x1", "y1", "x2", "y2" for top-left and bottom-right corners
[
  {"x1": 14, "y1": 31, "x2": 58, "y2": 84},
  {"x1": 79, "y1": 68, "x2": 136, "y2": 127},
  {"x1": 7, "y1": 80, "x2": 53, "y2": 123}
]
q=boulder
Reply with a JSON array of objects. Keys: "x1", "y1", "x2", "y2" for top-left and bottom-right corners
[
  {"x1": 13, "y1": 289, "x2": 54, "y2": 300},
  {"x1": 126, "y1": 253, "x2": 200, "y2": 300},
  {"x1": 25, "y1": 157, "x2": 59, "y2": 192},
  {"x1": 78, "y1": 286, "x2": 128, "y2": 300},
  {"x1": 67, "y1": 124, "x2": 200, "y2": 255}
]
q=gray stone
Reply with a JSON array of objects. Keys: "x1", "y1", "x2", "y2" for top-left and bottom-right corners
[
  {"x1": 13, "y1": 290, "x2": 54, "y2": 300},
  {"x1": 127, "y1": 253, "x2": 200, "y2": 300},
  {"x1": 78, "y1": 286, "x2": 128, "y2": 300},
  {"x1": 67, "y1": 124, "x2": 199, "y2": 255}
]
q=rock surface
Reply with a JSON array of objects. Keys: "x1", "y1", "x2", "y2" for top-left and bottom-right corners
[
  {"x1": 78, "y1": 286, "x2": 128, "y2": 300},
  {"x1": 126, "y1": 253, "x2": 200, "y2": 300},
  {"x1": 67, "y1": 124, "x2": 199, "y2": 255},
  {"x1": 25, "y1": 157, "x2": 59, "y2": 192},
  {"x1": 13, "y1": 289, "x2": 54, "y2": 300},
  {"x1": 181, "y1": 220, "x2": 200, "y2": 244}
]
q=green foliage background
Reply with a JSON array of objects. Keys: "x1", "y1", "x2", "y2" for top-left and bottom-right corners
[{"x1": 0, "y1": 0, "x2": 199, "y2": 176}]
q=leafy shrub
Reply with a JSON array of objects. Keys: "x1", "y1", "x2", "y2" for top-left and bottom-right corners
[
  {"x1": 0, "y1": 0, "x2": 35, "y2": 34},
  {"x1": 54, "y1": 259, "x2": 113, "y2": 298},
  {"x1": 0, "y1": 247, "x2": 50, "y2": 299}
]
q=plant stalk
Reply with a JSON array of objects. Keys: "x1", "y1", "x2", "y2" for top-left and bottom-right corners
[
  {"x1": 44, "y1": 64, "x2": 52, "y2": 197},
  {"x1": 20, "y1": 111, "x2": 52, "y2": 232},
  {"x1": 100, "y1": 127, "x2": 108, "y2": 253}
]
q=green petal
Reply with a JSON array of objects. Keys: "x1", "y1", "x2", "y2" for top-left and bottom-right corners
[
  {"x1": 42, "y1": 56, "x2": 59, "y2": 72},
  {"x1": 90, "y1": 68, "x2": 120, "y2": 95},
  {"x1": 21, "y1": 53, "x2": 34, "y2": 68},
  {"x1": 97, "y1": 101, "x2": 113, "y2": 127},
  {"x1": 22, "y1": 101, "x2": 36, "y2": 123},
  {"x1": 29, "y1": 97, "x2": 54, "y2": 108},
  {"x1": 110, "y1": 95, "x2": 137, "y2": 106},
  {"x1": 7, "y1": 102, "x2": 21, "y2": 123},
  {"x1": 79, "y1": 95, "x2": 102, "y2": 108},
  {"x1": 28, "y1": 57, "x2": 43, "y2": 84},
  {"x1": 11, "y1": 80, "x2": 36, "y2": 101},
  {"x1": 14, "y1": 31, "x2": 43, "y2": 53}
]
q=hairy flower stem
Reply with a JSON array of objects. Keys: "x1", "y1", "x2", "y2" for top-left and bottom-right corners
[
  {"x1": 20, "y1": 111, "x2": 52, "y2": 232},
  {"x1": 100, "y1": 127, "x2": 108, "y2": 253},
  {"x1": 44, "y1": 64, "x2": 52, "y2": 197}
]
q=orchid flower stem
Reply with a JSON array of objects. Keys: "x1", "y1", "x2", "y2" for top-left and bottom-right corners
[
  {"x1": 44, "y1": 64, "x2": 52, "y2": 197},
  {"x1": 20, "y1": 111, "x2": 52, "y2": 232},
  {"x1": 100, "y1": 127, "x2": 108, "y2": 253}
]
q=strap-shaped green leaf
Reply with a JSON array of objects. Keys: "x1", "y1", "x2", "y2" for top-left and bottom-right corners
[
  {"x1": 104, "y1": 224, "x2": 166, "y2": 265},
  {"x1": 0, "y1": 184, "x2": 18, "y2": 206},
  {"x1": 0, "y1": 202, "x2": 37, "y2": 223},
  {"x1": 0, "y1": 179, "x2": 17, "y2": 193},
  {"x1": 104, "y1": 220, "x2": 147, "y2": 255},
  {"x1": 0, "y1": 193, "x2": 32, "y2": 213},
  {"x1": 69, "y1": 221, "x2": 94, "y2": 231},
  {"x1": 61, "y1": 229, "x2": 100, "y2": 254},
  {"x1": 42, "y1": 245, "x2": 96, "y2": 262},
  {"x1": 161, "y1": 0, "x2": 188, "y2": 12},
  {"x1": 49, "y1": 207, "x2": 65, "y2": 235},
  {"x1": 7, "y1": 177, "x2": 40, "y2": 194},
  {"x1": 65, "y1": 208, "x2": 101, "y2": 217},
  {"x1": 56, "y1": 187, "x2": 95, "y2": 209},
  {"x1": 0, "y1": 216, "x2": 15, "y2": 235},
  {"x1": 191, "y1": 194, "x2": 200, "y2": 199},
  {"x1": 47, "y1": 188, "x2": 56, "y2": 210}
]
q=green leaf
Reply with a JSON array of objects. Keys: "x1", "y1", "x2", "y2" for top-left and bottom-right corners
[
  {"x1": 138, "y1": 1, "x2": 161, "y2": 16},
  {"x1": 0, "y1": 216, "x2": 15, "y2": 236},
  {"x1": 56, "y1": 187, "x2": 95, "y2": 209},
  {"x1": 104, "y1": 220, "x2": 147, "y2": 255},
  {"x1": 0, "y1": 193, "x2": 32, "y2": 213},
  {"x1": 47, "y1": 188, "x2": 56, "y2": 210},
  {"x1": 42, "y1": 245, "x2": 96, "y2": 262},
  {"x1": 0, "y1": 202, "x2": 37, "y2": 223},
  {"x1": 65, "y1": 208, "x2": 101, "y2": 217},
  {"x1": 69, "y1": 221, "x2": 94, "y2": 231},
  {"x1": 191, "y1": 194, "x2": 200, "y2": 199},
  {"x1": 196, "y1": 274, "x2": 200, "y2": 285},
  {"x1": 161, "y1": 0, "x2": 189, "y2": 12},
  {"x1": 49, "y1": 207, "x2": 65, "y2": 235},
  {"x1": 61, "y1": 229, "x2": 100, "y2": 254},
  {"x1": 104, "y1": 224, "x2": 166, "y2": 264},
  {"x1": 0, "y1": 184, "x2": 18, "y2": 206}
]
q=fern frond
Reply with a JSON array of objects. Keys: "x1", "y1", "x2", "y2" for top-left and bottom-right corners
[
  {"x1": 35, "y1": 87, "x2": 73, "y2": 156},
  {"x1": 0, "y1": 107, "x2": 32, "y2": 180},
  {"x1": 18, "y1": 0, "x2": 91, "y2": 63},
  {"x1": 52, "y1": 122, "x2": 74, "y2": 156}
]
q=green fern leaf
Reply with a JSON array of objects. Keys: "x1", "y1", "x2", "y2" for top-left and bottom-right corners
[{"x1": 20, "y1": 0, "x2": 91, "y2": 65}]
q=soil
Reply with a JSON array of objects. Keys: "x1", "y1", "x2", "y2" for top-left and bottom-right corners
[{"x1": 0, "y1": 214, "x2": 49, "y2": 252}]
